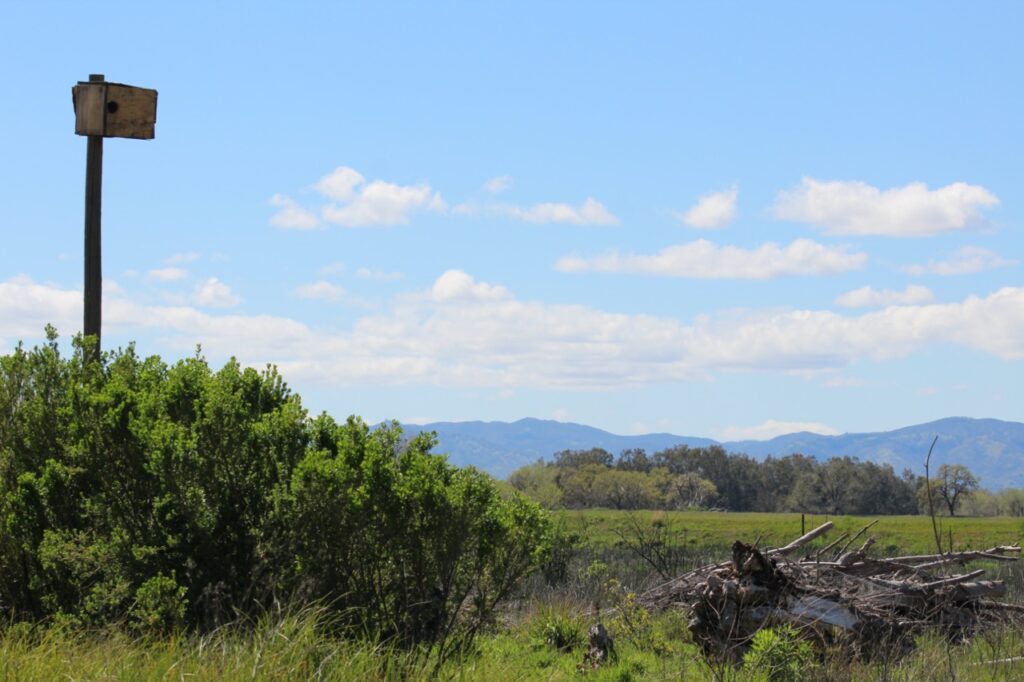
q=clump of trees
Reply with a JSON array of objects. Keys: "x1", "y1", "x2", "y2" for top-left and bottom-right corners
[
  {"x1": 510, "y1": 444, "x2": 937, "y2": 516},
  {"x1": 0, "y1": 330, "x2": 551, "y2": 651}
]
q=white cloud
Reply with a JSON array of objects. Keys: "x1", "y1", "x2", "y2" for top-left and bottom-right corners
[
  {"x1": 315, "y1": 167, "x2": 365, "y2": 201},
  {"x1": 4, "y1": 275, "x2": 1022, "y2": 390},
  {"x1": 356, "y1": 268, "x2": 404, "y2": 281},
  {"x1": 147, "y1": 267, "x2": 188, "y2": 282},
  {"x1": 296, "y1": 281, "x2": 346, "y2": 302},
  {"x1": 555, "y1": 239, "x2": 866, "y2": 279},
  {"x1": 835, "y1": 284, "x2": 935, "y2": 308},
  {"x1": 315, "y1": 166, "x2": 446, "y2": 227},
  {"x1": 903, "y1": 246, "x2": 1016, "y2": 276},
  {"x1": 0, "y1": 275, "x2": 80, "y2": 341},
  {"x1": 166, "y1": 252, "x2": 201, "y2": 265},
  {"x1": 269, "y1": 194, "x2": 321, "y2": 230},
  {"x1": 483, "y1": 175, "x2": 512, "y2": 194},
  {"x1": 504, "y1": 197, "x2": 618, "y2": 225},
  {"x1": 773, "y1": 178, "x2": 999, "y2": 236},
  {"x1": 453, "y1": 198, "x2": 618, "y2": 226},
  {"x1": 430, "y1": 270, "x2": 509, "y2": 302},
  {"x1": 193, "y1": 278, "x2": 241, "y2": 308},
  {"x1": 720, "y1": 419, "x2": 841, "y2": 441},
  {"x1": 679, "y1": 187, "x2": 738, "y2": 229}
]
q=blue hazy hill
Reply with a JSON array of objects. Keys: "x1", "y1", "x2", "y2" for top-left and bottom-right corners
[
  {"x1": 402, "y1": 416, "x2": 1024, "y2": 488},
  {"x1": 401, "y1": 418, "x2": 715, "y2": 479}
]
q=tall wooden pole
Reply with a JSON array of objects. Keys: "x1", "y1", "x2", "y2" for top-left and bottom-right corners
[
  {"x1": 74, "y1": 73, "x2": 156, "y2": 359},
  {"x1": 83, "y1": 73, "x2": 105, "y2": 357}
]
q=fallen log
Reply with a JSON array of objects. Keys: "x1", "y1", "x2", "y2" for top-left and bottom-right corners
[{"x1": 768, "y1": 522, "x2": 834, "y2": 557}]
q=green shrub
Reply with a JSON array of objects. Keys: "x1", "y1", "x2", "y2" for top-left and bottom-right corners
[
  {"x1": 530, "y1": 606, "x2": 585, "y2": 652},
  {"x1": 130, "y1": 573, "x2": 187, "y2": 632},
  {"x1": 0, "y1": 329, "x2": 551, "y2": 654},
  {"x1": 742, "y1": 625, "x2": 814, "y2": 682}
]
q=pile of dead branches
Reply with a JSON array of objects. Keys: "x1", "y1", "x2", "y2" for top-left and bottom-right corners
[{"x1": 637, "y1": 522, "x2": 1022, "y2": 662}]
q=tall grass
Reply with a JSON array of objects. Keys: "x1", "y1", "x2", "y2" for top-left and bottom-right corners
[
  {"x1": 0, "y1": 606, "x2": 428, "y2": 681},
  {"x1": 4, "y1": 604, "x2": 1024, "y2": 681}
]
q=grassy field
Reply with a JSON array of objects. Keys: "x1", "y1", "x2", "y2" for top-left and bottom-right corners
[{"x1": 560, "y1": 509, "x2": 1024, "y2": 556}]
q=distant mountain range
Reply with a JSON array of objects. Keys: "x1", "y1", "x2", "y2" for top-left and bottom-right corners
[{"x1": 401, "y1": 417, "x2": 1024, "y2": 489}]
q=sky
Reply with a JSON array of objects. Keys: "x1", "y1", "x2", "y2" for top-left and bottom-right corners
[{"x1": 1, "y1": 2, "x2": 1021, "y2": 441}]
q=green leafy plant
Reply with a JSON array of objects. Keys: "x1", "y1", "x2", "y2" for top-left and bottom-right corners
[
  {"x1": 531, "y1": 606, "x2": 585, "y2": 652},
  {"x1": 742, "y1": 625, "x2": 814, "y2": 682}
]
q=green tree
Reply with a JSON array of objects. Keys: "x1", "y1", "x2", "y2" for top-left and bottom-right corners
[
  {"x1": 615, "y1": 448, "x2": 651, "y2": 472},
  {"x1": 508, "y1": 461, "x2": 564, "y2": 508},
  {"x1": 591, "y1": 469, "x2": 657, "y2": 509},
  {"x1": 934, "y1": 463, "x2": 979, "y2": 517},
  {"x1": 787, "y1": 457, "x2": 858, "y2": 515},
  {"x1": 552, "y1": 448, "x2": 613, "y2": 468}
]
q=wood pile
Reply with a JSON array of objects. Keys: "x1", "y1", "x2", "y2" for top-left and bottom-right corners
[{"x1": 637, "y1": 522, "x2": 1022, "y2": 661}]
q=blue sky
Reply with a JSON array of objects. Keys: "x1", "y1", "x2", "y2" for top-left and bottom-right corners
[{"x1": 1, "y1": 2, "x2": 1021, "y2": 440}]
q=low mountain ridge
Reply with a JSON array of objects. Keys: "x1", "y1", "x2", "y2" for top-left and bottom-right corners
[
  {"x1": 401, "y1": 418, "x2": 715, "y2": 478},
  {"x1": 402, "y1": 417, "x2": 1024, "y2": 488}
]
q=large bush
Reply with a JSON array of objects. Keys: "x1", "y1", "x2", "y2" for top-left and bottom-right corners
[{"x1": 0, "y1": 330, "x2": 550, "y2": 648}]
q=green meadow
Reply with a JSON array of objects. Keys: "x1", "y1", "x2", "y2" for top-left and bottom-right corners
[{"x1": 561, "y1": 509, "x2": 1024, "y2": 555}]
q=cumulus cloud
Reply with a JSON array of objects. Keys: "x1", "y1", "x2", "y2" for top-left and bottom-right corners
[
  {"x1": 503, "y1": 197, "x2": 618, "y2": 225},
  {"x1": 269, "y1": 194, "x2": 321, "y2": 230},
  {"x1": 773, "y1": 178, "x2": 999, "y2": 236},
  {"x1": 720, "y1": 419, "x2": 841, "y2": 441},
  {"x1": 146, "y1": 267, "x2": 188, "y2": 282},
  {"x1": 315, "y1": 166, "x2": 365, "y2": 201},
  {"x1": 453, "y1": 197, "x2": 618, "y2": 225},
  {"x1": 555, "y1": 239, "x2": 866, "y2": 279},
  {"x1": 835, "y1": 284, "x2": 935, "y2": 308},
  {"x1": 316, "y1": 166, "x2": 446, "y2": 227},
  {"x1": 679, "y1": 187, "x2": 738, "y2": 229},
  {"x1": 483, "y1": 175, "x2": 512, "y2": 194},
  {"x1": 193, "y1": 278, "x2": 241, "y2": 308},
  {"x1": 903, "y1": 246, "x2": 1016, "y2": 276},
  {"x1": 0, "y1": 275, "x2": 80, "y2": 341},
  {"x1": 4, "y1": 275, "x2": 1022, "y2": 390},
  {"x1": 430, "y1": 270, "x2": 509, "y2": 302},
  {"x1": 296, "y1": 281, "x2": 346, "y2": 302}
]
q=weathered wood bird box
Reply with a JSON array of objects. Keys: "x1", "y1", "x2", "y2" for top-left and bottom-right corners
[{"x1": 72, "y1": 77, "x2": 157, "y2": 139}]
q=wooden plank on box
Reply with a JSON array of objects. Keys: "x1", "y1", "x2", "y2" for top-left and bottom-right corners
[
  {"x1": 73, "y1": 83, "x2": 107, "y2": 136},
  {"x1": 104, "y1": 84, "x2": 157, "y2": 139}
]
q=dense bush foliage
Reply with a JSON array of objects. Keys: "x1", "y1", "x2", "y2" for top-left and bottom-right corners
[{"x1": 0, "y1": 330, "x2": 551, "y2": 648}]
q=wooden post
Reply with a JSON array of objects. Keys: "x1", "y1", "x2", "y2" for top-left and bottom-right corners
[
  {"x1": 72, "y1": 73, "x2": 157, "y2": 359},
  {"x1": 801, "y1": 513, "x2": 806, "y2": 536},
  {"x1": 83, "y1": 75, "x2": 104, "y2": 355}
]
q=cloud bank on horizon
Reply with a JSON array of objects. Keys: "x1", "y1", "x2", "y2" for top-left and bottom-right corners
[{"x1": 3, "y1": 269, "x2": 1021, "y2": 387}]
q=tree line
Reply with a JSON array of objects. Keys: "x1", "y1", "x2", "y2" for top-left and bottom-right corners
[{"x1": 508, "y1": 444, "x2": 1024, "y2": 517}]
